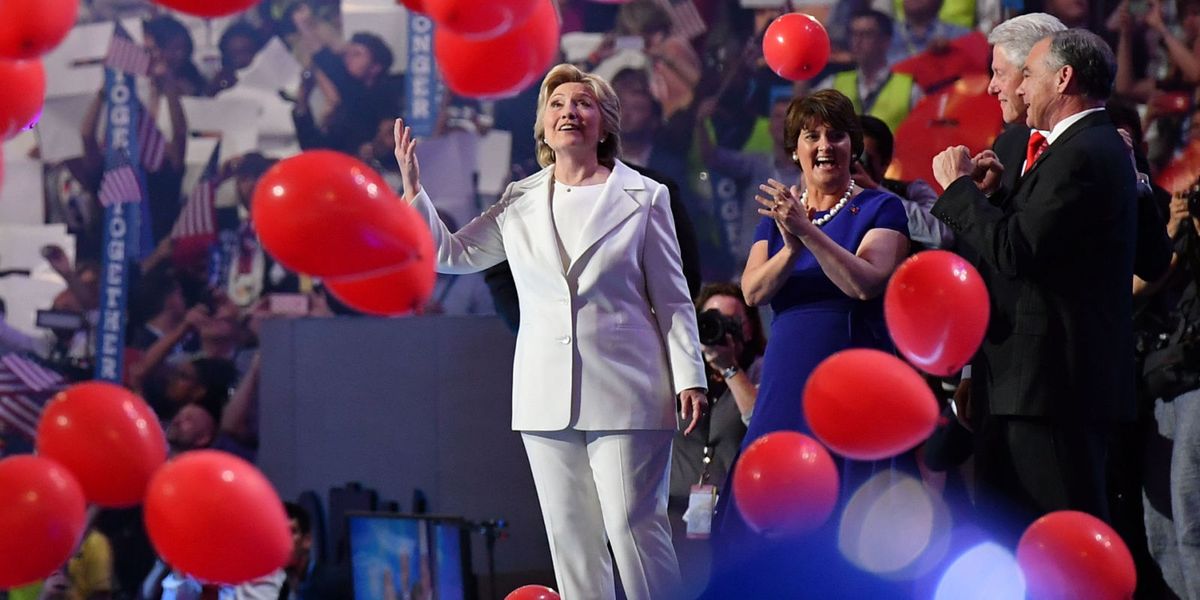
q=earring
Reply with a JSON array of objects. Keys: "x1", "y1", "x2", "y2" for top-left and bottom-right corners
[{"x1": 791, "y1": 152, "x2": 798, "y2": 162}]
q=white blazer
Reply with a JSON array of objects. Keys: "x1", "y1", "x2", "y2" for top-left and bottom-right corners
[{"x1": 407, "y1": 160, "x2": 706, "y2": 431}]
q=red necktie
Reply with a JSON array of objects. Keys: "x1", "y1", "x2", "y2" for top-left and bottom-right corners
[{"x1": 1023, "y1": 131, "x2": 1048, "y2": 175}]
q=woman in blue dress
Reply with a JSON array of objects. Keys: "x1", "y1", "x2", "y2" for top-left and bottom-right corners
[{"x1": 704, "y1": 90, "x2": 911, "y2": 597}]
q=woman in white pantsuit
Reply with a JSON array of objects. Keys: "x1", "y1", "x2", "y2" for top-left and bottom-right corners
[{"x1": 393, "y1": 64, "x2": 708, "y2": 600}]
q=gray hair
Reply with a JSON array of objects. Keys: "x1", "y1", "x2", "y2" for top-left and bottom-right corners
[
  {"x1": 1045, "y1": 29, "x2": 1117, "y2": 101},
  {"x1": 987, "y1": 13, "x2": 1066, "y2": 67}
]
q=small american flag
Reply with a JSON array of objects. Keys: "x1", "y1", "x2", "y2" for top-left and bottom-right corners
[
  {"x1": 0, "y1": 354, "x2": 65, "y2": 442},
  {"x1": 99, "y1": 157, "x2": 142, "y2": 207},
  {"x1": 104, "y1": 22, "x2": 150, "y2": 77},
  {"x1": 171, "y1": 144, "x2": 220, "y2": 243},
  {"x1": 138, "y1": 110, "x2": 166, "y2": 172},
  {"x1": 653, "y1": 0, "x2": 707, "y2": 40}
]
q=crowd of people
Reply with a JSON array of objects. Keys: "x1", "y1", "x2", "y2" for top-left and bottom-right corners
[{"x1": 1, "y1": 0, "x2": 1200, "y2": 598}]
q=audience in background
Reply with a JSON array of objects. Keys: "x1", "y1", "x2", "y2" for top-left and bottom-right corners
[{"x1": 5, "y1": 2, "x2": 1200, "y2": 598}]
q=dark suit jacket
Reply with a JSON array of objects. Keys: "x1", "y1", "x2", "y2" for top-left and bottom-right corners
[
  {"x1": 987, "y1": 124, "x2": 1171, "y2": 282},
  {"x1": 934, "y1": 111, "x2": 1138, "y2": 422},
  {"x1": 484, "y1": 163, "x2": 702, "y2": 333}
]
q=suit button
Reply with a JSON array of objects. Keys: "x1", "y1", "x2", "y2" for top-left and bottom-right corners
[{"x1": 558, "y1": 336, "x2": 571, "y2": 344}]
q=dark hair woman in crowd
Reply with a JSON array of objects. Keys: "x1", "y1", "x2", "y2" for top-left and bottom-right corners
[{"x1": 705, "y1": 89, "x2": 911, "y2": 597}]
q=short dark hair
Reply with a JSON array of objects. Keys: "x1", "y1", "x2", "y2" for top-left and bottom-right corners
[
  {"x1": 219, "y1": 21, "x2": 264, "y2": 58},
  {"x1": 1046, "y1": 29, "x2": 1115, "y2": 101},
  {"x1": 284, "y1": 501, "x2": 312, "y2": 536},
  {"x1": 191, "y1": 357, "x2": 239, "y2": 420},
  {"x1": 859, "y1": 114, "x2": 894, "y2": 165},
  {"x1": 131, "y1": 265, "x2": 180, "y2": 321},
  {"x1": 612, "y1": 67, "x2": 663, "y2": 120},
  {"x1": 784, "y1": 89, "x2": 865, "y2": 165},
  {"x1": 695, "y1": 283, "x2": 766, "y2": 362},
  {"x1": 144, "y1": 15, "x2": 194, "y2": 55},
  {"x1": 850, "y1": 9, "x2": 894, "y2": 39},
  {"x1": 350, "y1": 32, "x2": 393, "y2": 74}
]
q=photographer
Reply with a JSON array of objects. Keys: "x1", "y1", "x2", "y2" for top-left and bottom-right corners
[
  {"x1": 1141, "y1": 183, "x2": 1200, "y2": 599},
  {"x1": 668, "y1": 283, "x2": 765, "y2": 597}
]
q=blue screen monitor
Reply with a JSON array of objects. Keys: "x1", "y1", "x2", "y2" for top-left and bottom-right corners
[{"x1": 347, "y1": 512, "x2": 473, "y2": 600}]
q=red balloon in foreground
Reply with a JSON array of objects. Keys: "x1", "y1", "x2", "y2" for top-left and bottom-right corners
[
  {"x1": 252, "y1": 151, "x2": 421, "y2": 279},
  {"x1": 1017, "y1": 510, "x2": 1136, "y2": 600},
  {"x1": 762, "y1": 13, "x2": 830, "y2": 81},
  {"x1": 733, "y1": 431, "x2": 838, "y2": 536},
  {"x1": 0, "y1": 0, "x2": 78, "y2": 60},
  {"x1": 426, "y1": 0, "x2": 539, "y2": 39},
  {"x1": 884, "y1": 250, "x2": 990, "y2": 376},
  {"x1": 804, "y1": 349, "x2": 939, "y2": 460},
  {"x1": 505, "y1": 585, "x2": 560, "y2": 600},
  {"x1": 145, "y1": 450, "x2": 292, "y2": 585},
  {"x1": 326, "y1": 213, "x2": 436, "y2": 316},
  {"x1": 435, "y1": 0, "x2": 560, "y2": 99},
  {"x1": 37, "y1": 381, "x2": 167, "y2": 508},
  {"x1": 0, "y1": 456, "x2": 87, "y2": 589},
  {"x1": 0, "y1": 58, "x2": 45, "y2": 139},
  {"x1": 397, "y1": 0, "x2": 428, "y2": 13},
  {"x1": 151, "y1": 0, "x2": 258, "y2": 17}
]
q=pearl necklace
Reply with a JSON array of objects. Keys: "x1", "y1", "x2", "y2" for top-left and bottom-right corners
[{"x1": 801, "y1": 180, "x2": 854, "y2": 227}]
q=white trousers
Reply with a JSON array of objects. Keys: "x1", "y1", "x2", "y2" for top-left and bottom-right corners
[{"x1": 521, "y1": 429, "x2": 682, "y2": 600}]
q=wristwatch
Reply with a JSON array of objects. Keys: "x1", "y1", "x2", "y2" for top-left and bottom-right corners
[{"x1": 721, "y1": 365, "x2": 739, "y2": 380}]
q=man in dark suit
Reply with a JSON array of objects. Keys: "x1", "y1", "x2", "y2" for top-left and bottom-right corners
[{"x1": 931, "y1": 28, "x2": 1138, "y2": 533}]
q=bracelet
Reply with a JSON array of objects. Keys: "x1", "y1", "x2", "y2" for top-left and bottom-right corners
[{"x1": 721, "y1": 365, "x2": 739, "y2": 380}]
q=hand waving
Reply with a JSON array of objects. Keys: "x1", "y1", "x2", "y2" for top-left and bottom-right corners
[{"x1": 393, "y1": 118, "x2": 422, "y2": 201}]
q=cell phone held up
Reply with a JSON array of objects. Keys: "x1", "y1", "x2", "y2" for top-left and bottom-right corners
[{"x1": 268, "y1": 293, "x2": 310, "y2": 316}]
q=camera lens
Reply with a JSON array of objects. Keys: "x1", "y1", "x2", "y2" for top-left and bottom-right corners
[{"x1": 696, "y1": 309, "x2": 726, "y2": 346}]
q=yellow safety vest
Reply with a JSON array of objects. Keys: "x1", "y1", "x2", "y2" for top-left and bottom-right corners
[
  {"x1": 894, "y1": 0, "x2": 975, "y2": 29},
  {"x1": 832, "y1": 70, "x2": 914, "y2": 134}
]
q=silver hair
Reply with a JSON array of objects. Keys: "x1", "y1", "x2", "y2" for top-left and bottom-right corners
[{"x1": 987, "y1": 13, "x2": 1066, "y2": 67}]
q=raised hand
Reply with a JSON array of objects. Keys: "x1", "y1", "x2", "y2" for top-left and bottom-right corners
[
  {"x1": 393, "y1": 118, "x2": 421, "y2": 201},
  {"x1": 756, "y1": 178, "x2": 813, "y2": 241}
]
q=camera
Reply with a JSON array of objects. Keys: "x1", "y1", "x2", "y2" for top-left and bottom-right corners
[
  {"x1": 1188, "y1": 185, "x2": 1200, "y2": 218},
  {"x1": 696, "y1": 309, "x2": 742, "y2": 347}
]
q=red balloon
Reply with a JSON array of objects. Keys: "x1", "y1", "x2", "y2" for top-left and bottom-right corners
[
  {"x1": 397, "y1": 0, "x2": 428, "y2": 13},
  {"x1": 0, "y1": 456, "x2": 87, "y2": 588},
  {"x1": 804, "y1": 349, "x2": 939, "y2": 460},
  {"x1": 151, "y1": 0, "x2": 258, "y2": 17},
  {"x1": 251, "y1": 151, "x2": 422, "y2": 279},
  {"x1": 505, "y1": 585, "x2": 561, "y2": 600},
  {"x1": 36, "y1": 382, "x2": 167, "y2": 508},
  {"x1": 434, "y1": 0, "x2": 560, "y2": 99},
  {"x1": 0, "y1": 0, "x2": 78, "y2": 60},
  {"x1": 145, "y1": 450, "x2": 292, "y2": 585},
  {"x1": 884, "y1": 250, "x2": 990, "y2": 376},
  {"x1": 733, "y1": 432, "x2": 838, "y2": 536},
  {"x1": 762, "y1": 13, "x2": 830, "y2": 81},
  {"x1": 326, "y1": 215, "x2": 436, "y2": 316},
  {"x1": 427, "y1": 0, "x2": 538, "y2": 39},
  {"x1": 0, "y1": 58, "x2": 44, "y2": 139},
  {"x1": 1017, "y1": 510, "x2": 1136, "y2": 600}
]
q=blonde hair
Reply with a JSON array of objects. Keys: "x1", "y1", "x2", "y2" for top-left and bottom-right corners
[{"x1": 533, "y1": 63, "x2": 622, "y2": 168}]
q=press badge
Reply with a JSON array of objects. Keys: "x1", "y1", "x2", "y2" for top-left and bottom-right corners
[{"x1": 684, "y1": 484, "x2": 717, "y2": 539}]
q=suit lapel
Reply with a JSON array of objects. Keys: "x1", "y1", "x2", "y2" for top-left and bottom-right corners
[
  {"x1": 566, "y1": 160, "x2": 643, "y2": 275},
  {"x1": 510, "y1": 167, "x2": 565, "y2": 276},
  {"x1": 1020, "y1": 111, "x2": 1108, "y2": 181}
]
